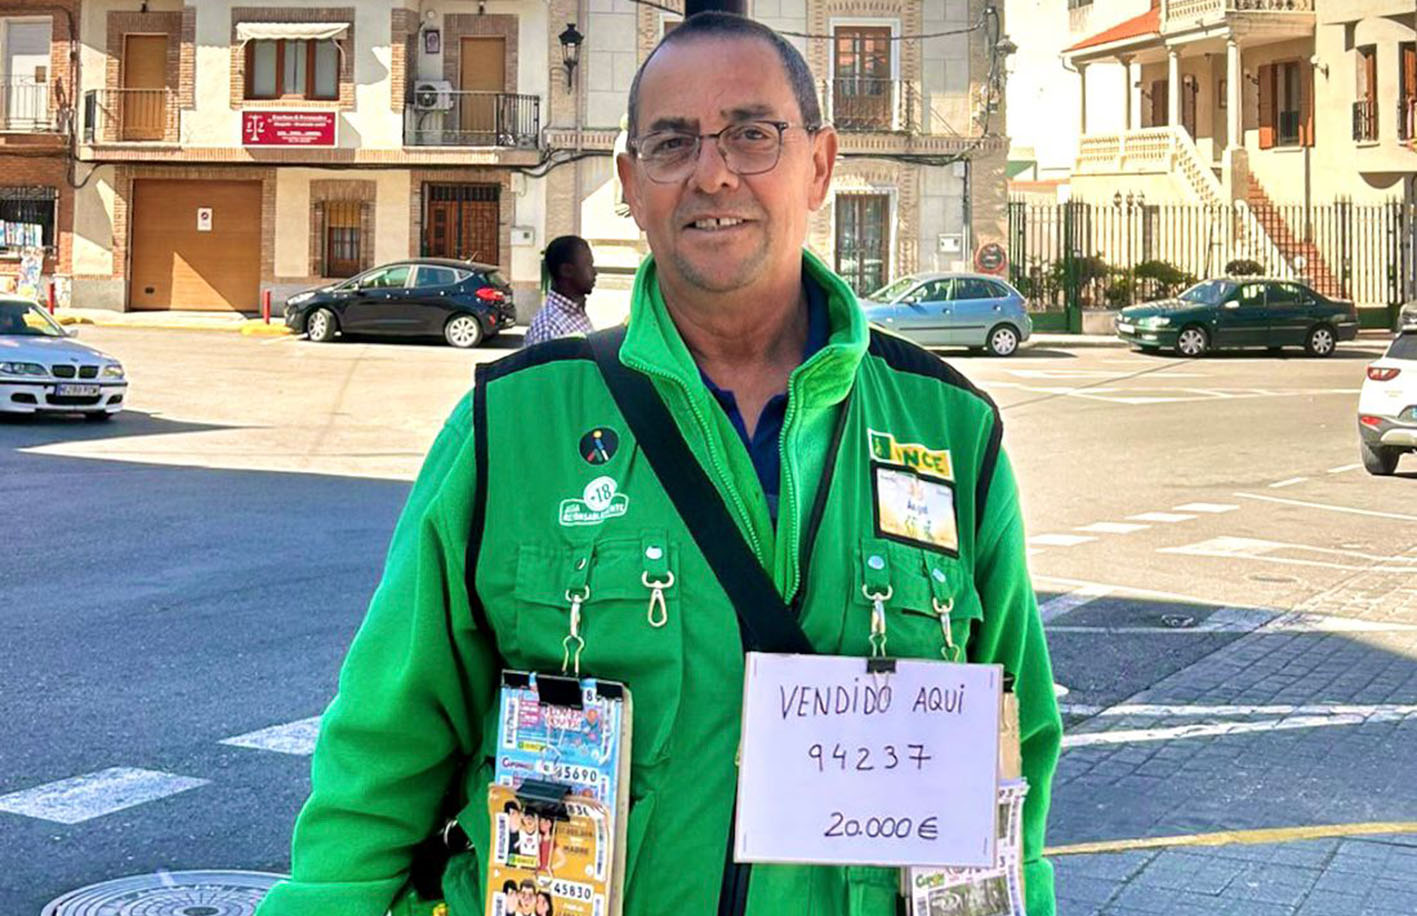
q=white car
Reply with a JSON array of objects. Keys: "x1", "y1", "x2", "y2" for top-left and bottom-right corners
[
  {"x1": 1357, "y1": 325, "x2": 1417, "y2": 475},
  {"x1": 0, "y1": 297, "x2": 127, "y2": 420}
]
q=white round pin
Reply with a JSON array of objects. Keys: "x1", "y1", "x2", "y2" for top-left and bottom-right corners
[{"x1": 583, "y1": 476, "x2": 618, "y2": 512}]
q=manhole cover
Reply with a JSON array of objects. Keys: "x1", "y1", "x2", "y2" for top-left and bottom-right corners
[{"x1": 42, "y1": 870, "x2": 284, "y2": 916}]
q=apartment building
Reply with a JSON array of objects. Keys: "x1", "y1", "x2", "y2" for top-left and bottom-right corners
[
  {"x1": 0, "y1": 0, "x2": 1005, "y2": 314},
  {"x1": 0, "y1": 2, "x2": 75, "y2": 298}
]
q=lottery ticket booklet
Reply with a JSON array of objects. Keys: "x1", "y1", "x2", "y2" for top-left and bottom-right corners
[
  {"x1": 491, "y1": 671, "x2": 633, "y2": 915},
  {"x1": 485, "y1": 783, "x2": 612, "y2": 916},
  {"x1": 904, "y1": 779, "x2": 1029, "y2": 916}
]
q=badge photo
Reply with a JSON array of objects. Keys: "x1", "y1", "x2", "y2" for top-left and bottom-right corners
[{"x1": 871, "y1": 462, "x2": 960, "y2": 555}]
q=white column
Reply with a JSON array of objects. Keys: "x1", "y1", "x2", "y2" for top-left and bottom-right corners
[
  {"x1": 1078, "y1": 63, "x2": 1089, "y2": 135},
  {"x1": 1168, "y1": 48, "x2": 1182, "y2": 127},
  {"x1": 1121, "y1": 57, "x2": 1134, "y2": 130},
  {"x1": 1226, "y1": 39, "x2": 1241, "y2": 150}
]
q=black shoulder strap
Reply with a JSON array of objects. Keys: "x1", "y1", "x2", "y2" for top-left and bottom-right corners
[{"x1": 588, "y1": 326, "x2": 814, "y2": 655}]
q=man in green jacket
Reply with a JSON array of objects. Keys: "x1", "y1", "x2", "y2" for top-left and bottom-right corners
[{"x1": 257, "y1": 12, "x2": 1060, "y2": 916}]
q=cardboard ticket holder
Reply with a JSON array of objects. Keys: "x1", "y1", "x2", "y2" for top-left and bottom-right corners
[{"x1": 999, "y1": 673, "x2": 1022, "y2": 782}]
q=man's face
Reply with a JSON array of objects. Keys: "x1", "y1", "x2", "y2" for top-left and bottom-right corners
[
  {"x1": 565, "y1": 243, "x2": 597, "y2": 296},
  {"x1": 617, "y1": 36, "x2": 836, "y2": 296},
  {"x1": 518, "y1": 885, "x2": 536, "y2": 912}
]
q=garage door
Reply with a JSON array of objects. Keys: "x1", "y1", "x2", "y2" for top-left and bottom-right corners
[{"x1": 130, "y1": 179, "x2": 261, "y2": 311}]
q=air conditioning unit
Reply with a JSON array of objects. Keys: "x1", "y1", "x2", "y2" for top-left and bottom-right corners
[{"x1": 414, "y1": 80, "x2": 454, "y2": 111}]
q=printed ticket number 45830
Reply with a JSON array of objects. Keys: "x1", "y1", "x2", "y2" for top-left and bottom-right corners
[{"x1": 734, "y1": 653, "x2": 1001, "y2": 869}]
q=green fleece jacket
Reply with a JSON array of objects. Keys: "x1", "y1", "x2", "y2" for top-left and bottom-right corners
[{"x1": 256, "y1": 250, "x2": 1061, "y2": 916}]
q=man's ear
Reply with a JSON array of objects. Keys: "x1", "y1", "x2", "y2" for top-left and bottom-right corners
[
  {"x1": 616, "y1": 152, "x2": 647, "y2": 229},
  {"x1": 806, "y1": 126, "x2": 838, "y2": 212}
]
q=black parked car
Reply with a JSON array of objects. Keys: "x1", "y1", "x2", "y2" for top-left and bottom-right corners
[{"x1": 283, "y1": 258, "x2": 516, "y2": 348}]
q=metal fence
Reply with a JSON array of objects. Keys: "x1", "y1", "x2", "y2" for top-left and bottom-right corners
[
  {"x1": 1008, "y1": 199, "x2": 1415, "y2": 325},
  {"x1": 403, "y1": 90, "x2": 540, "y2": 148}
]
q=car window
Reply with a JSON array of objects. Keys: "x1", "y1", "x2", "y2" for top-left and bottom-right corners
[
  {"x1": 413, "y1": 266, "x2": 460, "y2": 289},
  {"x1": 1266, "y1": 282, "x2": 1306, "y2": 306},
  {"x1": 363, "y1": 265, "x2": 411, "y2": 289},
  {"x1": 904, "y1": 279, "x2": 951, "y2": 303},
  {"x1": 951, "y1": 278, "x2": 994, "y2": 300},
  {"x1": 0, "y1": 301, "x2": 63, "y2": 337},
  {"x1": 1387, "y1": 333, "x2": 1417, "y2": 361},
  {"x1": 1237, "y1": 283, "x2": 1265, "y2": 307},
  {"x1": 982, "y1": 279, "x2": 1011, "y2": 298}
]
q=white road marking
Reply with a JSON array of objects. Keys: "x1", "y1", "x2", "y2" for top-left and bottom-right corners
[
  {"x1": 1038, "y1": 583, "x2": 1114, "y2": 622},
  {"x1": 1080, "y1": 703, "x2": 1417, "y2": 718},
  {"x1": 1031, "y1": 574, "x2": 1271, "y2": 611},
  {"x1": 220, "y1": 716, "x2": 323, "y2": 756},
  {"x1": 1026, "y1": 548, "x2": 1046, "y2": 557},
  {"x1": 1059, "y1": 703, "x2": 1105, "y2": 717},
  {"x1": 1062, "y1": 711, "x2": 1417, "y2": 749},
  {"x1": 1076, "y1": 521, "x2": 1150, "y2": 535},
  {"x1": 1234, "y1": 492, "x2": 1417, "y2": 523},
  {"x1": 1327, "y1": 463, "x2": 1362, "y2": 474},
  {"x1": 1172, "y1": 503, "x2": 1238, "y2": 513},
  {"x1": 1029, "y1": 533, "x2": 1098, "y2": 548},
  {"x1": 1162, "y1": 537, "x2": 1417, "y2": 573},
  {"x1": 1054, "y1": 683, "x2": 1071, "y2": 697},
  {"x1": 1269, "y1": 477, "x2": 1309, "y2": 488},
  {"x1": 0, "y1": 767, "x2": 209, "y2": 825},
  {"x1": 1128, "y1": 511, "x2": 1197, "y2": 523}
]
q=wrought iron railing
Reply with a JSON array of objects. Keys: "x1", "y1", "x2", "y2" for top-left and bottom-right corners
[
  {"x1": 821, "y1": 78, "x2": 917, "y2": 133},
  {"x1": 1353, "y1": 99, "x2": 1379, "y2": 143},
  {"x1": 1399, "y1": 97, "x2": 1416, "y2": 144},
  {"x1": 403, "y1": 90, "x2": 540, "y2": 148},
  {"x1": 1162, "y1": 0, "x2": 1313, "y2": 31},
  {"x1": 0, "y1": 79, "x2": 55, "y2": 131},
  {"x1": 82, "y1": 88, "x2": 177, "y2": 143}
]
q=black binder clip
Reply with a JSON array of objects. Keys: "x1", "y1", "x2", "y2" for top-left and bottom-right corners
[
  {"x1": 866, "y1": 656, "x2": 897, "y2": 674},
  {"x1": 516, "y1": 778, "x2": 574, "y2": 823},
  {"x1": 536, "y1": 673, "x2": 584, "y2": 709}
]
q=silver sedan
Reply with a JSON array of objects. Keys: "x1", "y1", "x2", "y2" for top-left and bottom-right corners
[
  {"x1": 0, "y1": 297, "x2": 127, "y2": 419},
  {"x1": 859, "y1": 272, "x2": 1034, "y2": 356}
]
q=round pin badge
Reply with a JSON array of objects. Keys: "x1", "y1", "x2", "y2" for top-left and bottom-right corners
[{"x1": 580, "y1": 427, "x2": 619, "y2": 465}]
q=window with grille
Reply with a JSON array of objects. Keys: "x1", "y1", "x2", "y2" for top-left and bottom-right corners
[
  {"x1": 834, "y1": 194, "x2": 889, "y2": 296},
  {"x1": 323, "y1": 200, "x2": 362, "y2": 278},
  {"x1": 0, "y1": 185, "x2": 56, "y2": 254}
]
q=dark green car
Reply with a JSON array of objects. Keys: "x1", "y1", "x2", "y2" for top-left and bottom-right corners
[{"x1": 1115, "y1": 278, "x2": 1359, "y2": 357}]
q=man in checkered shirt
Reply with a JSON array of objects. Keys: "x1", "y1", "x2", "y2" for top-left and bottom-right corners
[{"x1": 524, "y1": 235, "x2": 598, "y2": 346}]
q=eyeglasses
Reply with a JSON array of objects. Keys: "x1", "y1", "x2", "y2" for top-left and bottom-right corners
[{"x1": 629, "y1": 119, "x2": 819, "y2": 184}]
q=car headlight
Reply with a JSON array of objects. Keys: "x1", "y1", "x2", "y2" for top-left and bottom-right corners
[
  {"x1": 286, "y1": 292, "x2": 315, "y2": 307},
  {"x1": 0, "y1": 361, "x2": 46, "y2": 377},
  {"x1": 1139, "y1": 316, "x2": 1172, "y2": 329},
  {"x1": 101, "y1": 363, "x2": 125, "y2": 379}
]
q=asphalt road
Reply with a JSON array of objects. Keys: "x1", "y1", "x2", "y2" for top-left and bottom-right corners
[{"x1": 1, "y1": 327, "x2": 1412, "y2": 913}]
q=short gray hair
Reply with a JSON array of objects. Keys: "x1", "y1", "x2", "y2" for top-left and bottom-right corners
[{"x1": 625, "y1": 12, "x2": 822, "y2": 142}]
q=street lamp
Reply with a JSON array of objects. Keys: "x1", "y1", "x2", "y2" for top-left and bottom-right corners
[{"x1": 559, "y1": 23, "x2": 584, "y2": 91}]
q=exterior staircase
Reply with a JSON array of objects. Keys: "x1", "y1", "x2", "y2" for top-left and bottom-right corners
[{"x1": 1244, "y1": 178, "x2": 1345, "y2": 299}]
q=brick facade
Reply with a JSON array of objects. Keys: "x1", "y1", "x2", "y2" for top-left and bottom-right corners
[
  {"x1": 228, "y1": 7, "x2": 356, "y2": 111},
  {"x1": 390, "y1": 8, "x2": 417, "y2": 114},
  {"x1": 407, "y1": 168, "x2": 513, "y2": 271}
]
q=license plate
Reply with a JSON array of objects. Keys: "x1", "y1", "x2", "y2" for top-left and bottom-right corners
[
  {"x1": 1116, "y1": 322, "x2": 1135, "y2": 334},
  {"x1": 56, "y1": 383, "x2": 99, "y2": 396}
]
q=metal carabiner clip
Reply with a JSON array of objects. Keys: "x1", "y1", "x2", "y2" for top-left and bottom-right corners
[
  {"x1": 642, "y1": 570, "x2": 674, "y2": 628},
  {"x1": 862, "y1": 583, "x2": 894, "y2": 658},
  {"x1": 933, "y1": 596, "x2": 962, "y2": 662},
  {"x1": 561, "y1": 585, "x2": 591, "y2": 675}
]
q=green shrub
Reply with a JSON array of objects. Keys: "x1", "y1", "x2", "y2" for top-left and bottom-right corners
[
  {"x1": 1225, "y1": 258, "x2": 1264, "y2": 276},
  {"x1": 1132, "y1": 260, "x2": 1195, "y2": 299}
]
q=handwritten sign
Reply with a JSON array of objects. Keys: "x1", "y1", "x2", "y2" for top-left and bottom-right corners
[{"x1": 735, "y1": 653, "x2": 1001, "y2": 868}]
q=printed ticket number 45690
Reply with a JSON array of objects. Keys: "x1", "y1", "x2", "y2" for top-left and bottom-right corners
[{"x1": 734, "y1": 653, "x2": 1001, "y2": 869}]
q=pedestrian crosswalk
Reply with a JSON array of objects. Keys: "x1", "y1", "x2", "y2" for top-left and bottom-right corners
[{"x1": 0, "y1": 767, "x2": 209, "y2": 825}]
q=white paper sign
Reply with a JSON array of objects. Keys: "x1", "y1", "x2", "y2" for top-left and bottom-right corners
[
  {"x1": 196, "y1": 207, "x2": 213, "y2": 232},
  {"x1": 735, "y1": 653, "x2": 1001, "y2": 868}
]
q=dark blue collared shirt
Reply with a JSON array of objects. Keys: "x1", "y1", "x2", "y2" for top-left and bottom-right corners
[{"x1": 699, "y1": 278, "x2": 830, "y2": 524}]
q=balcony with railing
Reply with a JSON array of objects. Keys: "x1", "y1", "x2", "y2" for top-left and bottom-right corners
[
  {"x1": 1162, "y1": 0, "x2": 1314, "y2": 33},
  {"x1": 403, "y1": 90, "x2": 540, "y2": 148},
  {"x1": 820, "y1": 78, "x2": 918, "y2": 133},
  {"x1": 82, "y1": 88, "x2": 177, "y2": 143},
  {"x1": 1400, "y1": 97, "x2": 1416, "y2": 145},
  {"x1": 1353, "y1": 99, "x2": 1378, "y2": 143},
  {"x1": 0, "y1": 79, "x2": 57, "y2": 132}
]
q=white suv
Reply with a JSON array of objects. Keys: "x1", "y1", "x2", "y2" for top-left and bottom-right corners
[{"x1": 1358, "y1": 325, "x2": 1417, "y2": 476}]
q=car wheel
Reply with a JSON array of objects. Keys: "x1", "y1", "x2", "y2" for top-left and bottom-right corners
[
  {"x1": 84, "y1": 411, "x2": 114, "y2": 422},
  {"x1": 986, "y1": 324, "x2": 1020, "y2": 357},
  {"x1": 1360, "y1": 439, "x2": 1400, "y2": 476},
  {"x1": 306, "y1": 308, "x2": 337, "y2": 343},
  {"x1": 1305, "y1": 324, "x2": 1336, "y2": 358},
  {"x1": 445, "y1": 313, "x2": 485, "y2": 349},
  {"x1": 1175, "y1": 325, "x2": 1209, "y2": 358}
]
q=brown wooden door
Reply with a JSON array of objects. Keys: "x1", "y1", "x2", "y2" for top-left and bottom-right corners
[
  {"x1": 1181, "y1": 80, "x2": 1197, "y2": 139},
  {"x1": 833, "y1": 26, "x2": 892, "y2": 130},
  {"x1": 130, "y1": 180, "x2": 261, "y2": 311},
  {"x1": 1150, "y1": 80, "x2": 1168, "y2": 128},
  {"x1": 459, "y1": 37, "x2": 504, "y2": 144},
  {"x1": 423, "y1": 184, "x2": 499, "y2": 263},
  {"x1": 121, "y1": 34, "x2": 167, "y2": 141}
]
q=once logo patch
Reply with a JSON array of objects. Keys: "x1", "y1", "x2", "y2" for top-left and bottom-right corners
[
  {"x1": 872, "y1": 463, "x2": 959, "y2": 555},
  {"x1": 559, "y1": 476, "x2": 630, "y2": 526},
  {"x1": 867, "y1": 429, "x2": 953, "y2": 480},
  {"x1": 580, "y1": 427, "x2": 619, "y2": 465}
]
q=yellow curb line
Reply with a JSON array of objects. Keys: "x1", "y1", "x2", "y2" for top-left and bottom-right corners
[
  {"x1": 239, "y1": 321, "x2": 292, "y2": 337},
  {"x1": 1046, "y1": 821, "x2": 1417, "y2": 857},
  {"x1": 54, "y1": 315, "x2": 94, "y2": 325}
]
